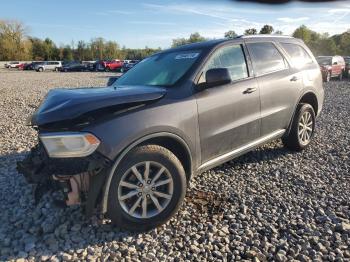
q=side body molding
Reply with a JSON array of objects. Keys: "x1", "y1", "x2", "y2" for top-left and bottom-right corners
[{"x1": 101, "y1": 132, "x2": 192, "y2": 213}]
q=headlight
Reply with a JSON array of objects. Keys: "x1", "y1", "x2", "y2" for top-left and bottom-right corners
[{"x1": 40, "y1": 132, "x2": 100, "y2": 158}]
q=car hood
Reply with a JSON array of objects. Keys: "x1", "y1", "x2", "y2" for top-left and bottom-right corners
[{"x1": 31, "y1": 85, "x2": 167, "y2": 126}]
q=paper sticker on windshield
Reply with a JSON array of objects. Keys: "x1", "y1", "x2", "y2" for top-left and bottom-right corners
[{"x1": 175, "y1": 53, "x2": 199, "y2": 60}]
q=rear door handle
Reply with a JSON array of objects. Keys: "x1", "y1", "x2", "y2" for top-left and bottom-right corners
[
  {"x1": 290, "y1": 76, "x2": 299, "y2": 82},
  {"x1": 243, "y1": 87, "x2": 257, "y2": 94}
]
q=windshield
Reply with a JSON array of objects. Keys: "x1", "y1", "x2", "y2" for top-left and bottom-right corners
[
  {"x1": 316, "y1": 57, "x2": 332, "y2": 65},
  {"x1": 116, "y1": 50, "x2": 201, "y2": 86}
]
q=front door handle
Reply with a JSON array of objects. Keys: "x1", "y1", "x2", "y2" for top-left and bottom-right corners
[
  {"x1": 290, "y1": 76, "x2": 299, "y2": 81},
  {"x1": 243, "y1": 87, "x2": 257, "y2": 94}
]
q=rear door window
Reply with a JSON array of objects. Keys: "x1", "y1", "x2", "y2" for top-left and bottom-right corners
[
  {"x1": 247, "y1": 42, "x2": 287, "y2": 76},
  {"x1": 280, "y1": 43, "x2": 313, "y2": 68}
]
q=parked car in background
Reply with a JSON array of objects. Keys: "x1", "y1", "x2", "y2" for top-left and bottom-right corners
[
  {"x1": 316, "y1": 56, "x2": 345, "y2": 82},
  {"x1": 5, "y1": 61, "x2": 20, "y2": 68},
  {"x1": 86, "y1": 60, "x2": 105, "y2": 71},
  {"x1": 23, "y1": 62, "x2": 43, "y2": 70},
  {"x1": 18, "y1": 36, "x2": 324, "y2": 231},
  {"x1": 344, "y1": 56, "x2": 350, "y2": 78},
  {"x1": 60, "y1": 61, "x2": 87, "y2": 72},
  {"x1": 17, "y1": 63, "x2": 26, "y2": 70},
  {"x1": 34, "y1": 61, "x2": 62, "y2": 72},
  {"x1": 103, "y1": 60, "x2": 124, "y2": 72},
  {"x1": 122, "y1": 60, "x2": 140, "y2": 72}
]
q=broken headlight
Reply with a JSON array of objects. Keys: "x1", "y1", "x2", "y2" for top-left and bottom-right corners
[{"x1": 40, "y1": 132, "x2": 100, "y2": 158}]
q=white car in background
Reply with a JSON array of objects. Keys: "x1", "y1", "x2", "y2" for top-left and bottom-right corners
[{"x1": 5, "y1": 61, "x2": 20, "y2": 68}]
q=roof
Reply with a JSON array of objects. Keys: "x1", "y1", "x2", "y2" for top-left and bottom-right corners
[
  {"x1": 237, "y1": 34, "x2": 293, "y2": 39},
  {"x1": 159, "y1": 35, "x2": 300, "y2": 54}
]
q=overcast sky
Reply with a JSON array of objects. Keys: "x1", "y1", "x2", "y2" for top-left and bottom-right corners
[{"x1": 1, "y1": 0, "x2": 349, "y2": 48}]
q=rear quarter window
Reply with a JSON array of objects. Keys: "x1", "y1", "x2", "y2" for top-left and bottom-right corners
[
  {"x1": 280, "y1": 43, "x2": 313, "y2": 69},
  {"x1": 246, "y1": 42, "x2": 287, "y2": 76}
]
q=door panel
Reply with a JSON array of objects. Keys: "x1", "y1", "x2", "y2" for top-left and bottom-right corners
[
  {"x1": 196, "y1": 78, "x2": 260, "y2": 163},
  {"x1": 257, "y1": 69, "x2": 303, "y2": 135},
  {"x1": 246, "y1": 41, "x2": 303, "y2": 136}
]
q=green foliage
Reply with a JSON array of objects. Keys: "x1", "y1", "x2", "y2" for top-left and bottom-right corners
[
  {"x1": 172, "y1": 32, "x2": 207, "y2": 47},
  {"x1": 0, "y1": 20, "x2": 32, "y2": 60},
  {"x1": 224, "y1": 30, "x2": 237, "y2": 39},
  {"x1": 244, "y1": 28, "x2": 257, "y2": 35},
  {"x1": 292, "y1": 25, "x2": 342, "y2": 56},
  {"x1": 292, "y1": 25, "x2": 312, "y2": 43},
  {"x1": 331, "y1": 31, "x2": 350, "y2": 56},
  {"x1": 260, "y1": 25, "x2": 274, "y2": 34},
  {"x1": 0, "y1": 21, "x2": 160, "y2": 61},
  {"x1": 0, "y1": 20, "x2": 349, "y2": 62}
]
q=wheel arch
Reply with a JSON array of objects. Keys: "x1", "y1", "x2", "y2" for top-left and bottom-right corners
[
  {"x1": 101, "y1": 132, "x2": 193, "y2": 213},
  {"x1": 285, "y1": 91, "x2": 319, "y2": 137},
  {"x1": 299, "y1": 91, "x2": 318, "y2": 116}
]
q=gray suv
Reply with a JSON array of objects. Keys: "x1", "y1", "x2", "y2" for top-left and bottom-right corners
[{"x1": 18, "y1": 35, "x2": 324, "y2": 231}]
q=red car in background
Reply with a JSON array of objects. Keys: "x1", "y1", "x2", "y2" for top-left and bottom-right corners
[
  {"x1": 17, "y1": 63, "x2": 26, "y2": 70},
  {"x1": 316, "y1": 56, "x2": 345, "y2": 82},
  {"x1": 102, "y1": 60, "x2": 124, "y2": 72}
]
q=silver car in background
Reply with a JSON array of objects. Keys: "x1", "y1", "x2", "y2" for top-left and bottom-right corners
[{"x1": 34, "y1": 61, "x2": 62, "y2": 72}]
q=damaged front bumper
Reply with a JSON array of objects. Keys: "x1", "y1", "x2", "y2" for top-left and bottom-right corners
[{"x1": 16, "y1": 143, "x2": 111, "y2": 216}]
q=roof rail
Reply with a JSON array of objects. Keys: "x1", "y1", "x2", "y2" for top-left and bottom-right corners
[{"x1": 237, "y1": 34, "x2": 293, "y2": 39}]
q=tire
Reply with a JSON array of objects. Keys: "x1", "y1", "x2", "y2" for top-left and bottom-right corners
[
  {"x1": 120, "y1": 67, "x2": 124, "y2": 73},
  {"x1": 339, "y1": 71, "x2": 343, "y2": 81},
  {"x1": 105, "y1": 67, "x2": 110, "y2": 72},
  {"x1": 38, "y1": 67, "x2": 43, "y2": 72},
  {"x1": 54, "y1": 67, "x2": 58, "y2": 72},
  {"x1": 107, "y1": 145, "x2": 186, "y2": 232},
  {"x1": 325, "y1": 71, "x2": 331, "y2": 82},
  {"x1": 282, "y1": 103, "x2": 316, "y2": 151}
]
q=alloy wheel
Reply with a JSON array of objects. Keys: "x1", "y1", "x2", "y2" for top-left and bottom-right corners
[
  {"x1": 118, "y1": 161, "x2": 174, "y2": 219},
  {"x1": 298, "y1": 111, "x2": 313, "y2": 145}
]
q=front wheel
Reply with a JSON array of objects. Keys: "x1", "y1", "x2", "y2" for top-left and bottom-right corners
[
  {"x1": 107, "y1": 145, "x2": 186, "y2": 232},
  {"x1": 282, "y1": 103, "x2": 315, "y2": 151}
]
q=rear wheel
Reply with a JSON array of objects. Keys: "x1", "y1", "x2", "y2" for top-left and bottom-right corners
[
  {"x1": 282, "y1": 103, "x2": 315, "y2": 151},
  {"x1": 339, "y1": 71, "x2": 343, "y2": 81},
  {"x1": 107, "y1": 145, "x2": 186, "y2": 232},
  {"x1": 105, "y1": 67, "x2": 110, "y2": 72}
]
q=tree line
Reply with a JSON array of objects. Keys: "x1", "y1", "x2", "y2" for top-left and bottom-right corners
[
  {"x1": 0, "y1": 20, "x2": 161, "y2": 61},
  {"x1": 1, "y1": 20, "x2": 349, "y2": 61},
  {"x1": 172, "y1": 24, "x2": 350, "y2": 56}
]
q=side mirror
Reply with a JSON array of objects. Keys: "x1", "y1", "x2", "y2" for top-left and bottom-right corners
[
  {"x1": 204, "y1": 68, "x2": 231, "y2": 88},
  {"x1": 107, "y1": 76, "x2": 120, "y2": 86}
]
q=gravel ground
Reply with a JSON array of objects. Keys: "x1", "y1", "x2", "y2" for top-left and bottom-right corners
[{"x1": 0, "y1": 71, "x2": 349, "y2": 262}]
